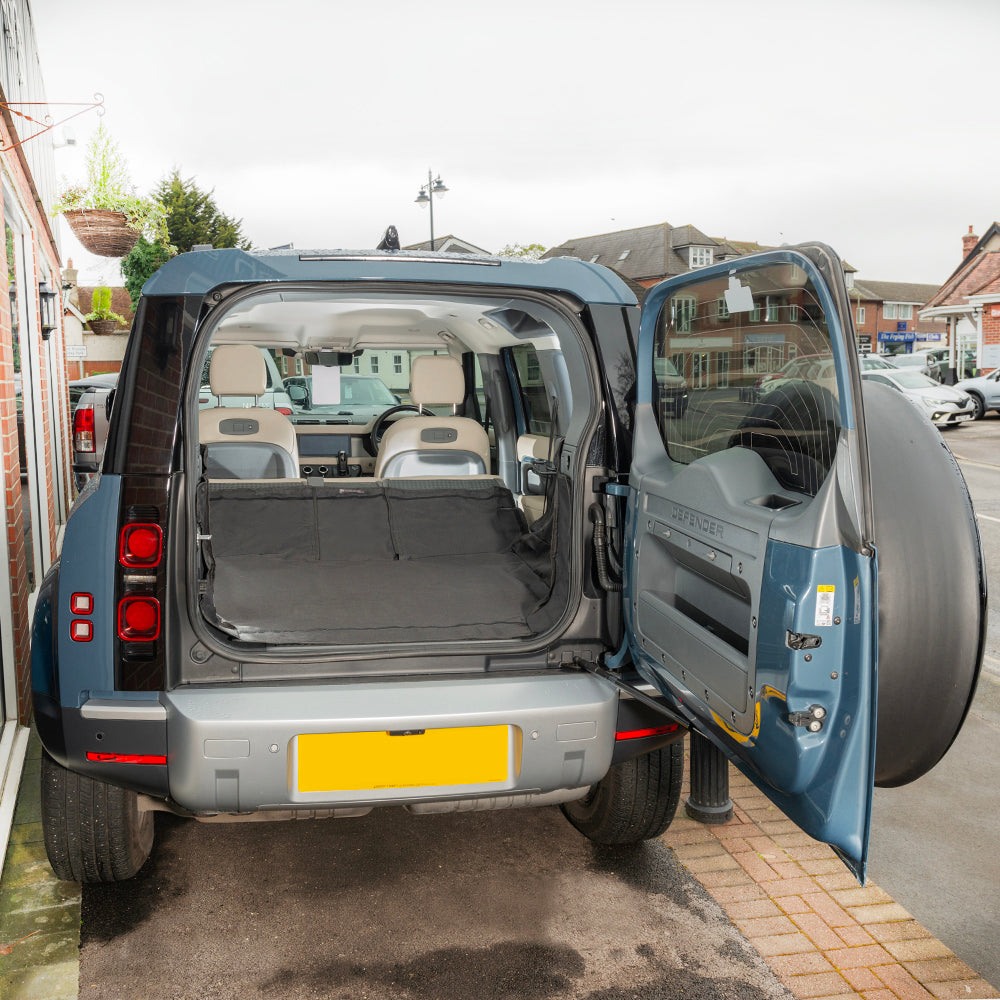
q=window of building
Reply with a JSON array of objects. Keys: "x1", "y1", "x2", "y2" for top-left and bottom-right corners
[
  {"x1": 689, "y1": 246, "x2": 713, "y2": 268},
  {"x1": 393, "y1": 354, "x2": 403, "y2": 375},
  {"x1": 716, "y1": 351, "x2": 730, "y2": 388},
  {"x1": 370, "y1": 355, "x2": 379, "y2": 374},
  {"x1": 353, "y1": 357, "x2": 361, "y2": 373},
  {"x1": 883, "y1": 303, "x2": 914, "y2": 320},
  {"x1": 295, "y1": 357, "x2": 303, "y2": 376},
  {"x1": 589, "y1": 254, "x2": 600, "y2": 263},
  {"x1": 717, "y1": 298, "x2": 730, "y2": 321},
  {"x1": 856, "y1": 306, "x2": 865, "y2": 324},
  {"x1": 671, "y1": 294, "x2": 698, "y2": 333},
  {"x1": 618, "y1": 250, "x2": 630, "y2": 262}
]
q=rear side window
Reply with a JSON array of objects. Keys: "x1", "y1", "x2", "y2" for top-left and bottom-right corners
[
  {"x1": 653, "y1": 262, "x2": 842, "y2": 497},
  {"x1": 509, "y1": 345, "x2": 552, "y2": 434}
]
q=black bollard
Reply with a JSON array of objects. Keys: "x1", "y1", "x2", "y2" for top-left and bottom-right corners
[{"x1": 685, "y1": 731, "x2": 733, "y2": 824}]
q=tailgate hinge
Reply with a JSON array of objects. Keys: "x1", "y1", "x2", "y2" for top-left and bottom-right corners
[{"x1": 787, "y1": 704, "x2": 827, "y2": 732}]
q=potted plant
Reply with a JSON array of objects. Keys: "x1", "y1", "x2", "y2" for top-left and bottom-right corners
[
  {"x1": 52, "y1": 125, "x2": 168, "y2": 257},
  {"x1": 85, "y1": 285, "x2": 127, "y2": 335}
]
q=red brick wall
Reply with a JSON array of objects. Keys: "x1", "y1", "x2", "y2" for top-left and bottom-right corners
[
  {"x1": 983, "y1": 302, "x2": 1000, "y2": 372},
  {"x1": 0, "y1": 117, "x2": 68, "y2": 724}
]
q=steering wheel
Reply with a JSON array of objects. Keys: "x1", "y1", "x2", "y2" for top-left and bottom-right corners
[{"x1": 368, "y1": 404, "x2": 423, "y2": 453}]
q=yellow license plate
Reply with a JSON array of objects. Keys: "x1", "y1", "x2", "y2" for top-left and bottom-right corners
[{"x1": 296, "y1": 725, "x2": 510, "y2": 793}]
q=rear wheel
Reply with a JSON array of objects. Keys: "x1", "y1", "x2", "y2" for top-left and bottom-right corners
[
  {"x1": 41, "y1": 752, "x2": 154, "y2": 882},
  {"x1": 970, "y1": 393, "x2": 985, "y2": 420},
  {"x1": 560, "y1": 742, "x2": 683, "y2": 845}
]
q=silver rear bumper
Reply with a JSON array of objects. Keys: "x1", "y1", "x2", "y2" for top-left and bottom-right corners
[{"x1": 163, "y1": 672, "x2": 618, "y2": 814}]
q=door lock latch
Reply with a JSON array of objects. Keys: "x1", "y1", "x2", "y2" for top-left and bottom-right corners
[
  {"x1": 786, "y1": 630, "x2": 823, "y2": 651},
  {"x1": 787, "y1": 704, "x2": 827, "y2": 732}
]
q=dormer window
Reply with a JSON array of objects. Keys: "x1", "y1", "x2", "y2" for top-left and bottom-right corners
[
  {"x1": 618, "y1": 250, "x2": 631, "y2": 262},
  {"x1": 589, "y1": 254, "x2": 600, "y2": 263},
  {"x1": 689, "y1": 246, "x2": 713, "y2": 268}
]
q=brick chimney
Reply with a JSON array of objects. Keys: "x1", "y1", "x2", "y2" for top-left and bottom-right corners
[{"x1": 962, "y1": 225, "x2": 979, "y2": 259}]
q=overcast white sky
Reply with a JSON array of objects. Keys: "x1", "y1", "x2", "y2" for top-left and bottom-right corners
[{"x1": 29, "y1": 0, "x2": 1000, "y2": 287}]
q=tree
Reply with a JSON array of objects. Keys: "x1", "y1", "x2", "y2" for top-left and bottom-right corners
[
  {"x1": 154, "y1": 169, "x2": 252, "y2": 254},
  {"x1": 120, "y1": 237, "x2": 176, "y2": 308},
  {"x1": 495, "y1": 242, "x2": 547, "y2": 260}
]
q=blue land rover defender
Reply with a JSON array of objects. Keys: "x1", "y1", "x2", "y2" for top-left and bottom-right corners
[{"x1": 32, "y1": 243, "x2": 985, "y2": 883}]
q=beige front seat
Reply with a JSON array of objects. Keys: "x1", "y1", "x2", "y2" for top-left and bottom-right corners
[
  {"x1": 375, "y1": 355, "x2": 489, "y2": 478},
  {"x1": 199, "y1": 345, "x2": 300, "y2": 478}
]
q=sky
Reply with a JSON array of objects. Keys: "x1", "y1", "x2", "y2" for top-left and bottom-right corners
[{"x1": 28, "y1": 0, "x2": 1000, "y2": 287}]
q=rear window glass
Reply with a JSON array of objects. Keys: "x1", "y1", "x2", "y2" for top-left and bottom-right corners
[{"x1": 653, "y1": 262, "x2": 842, "y2": 497}]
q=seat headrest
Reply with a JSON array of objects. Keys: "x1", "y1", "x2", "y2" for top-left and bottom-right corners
[
  {"x1": 409, "y1": 355, "x2": 464, "y2": 407},
  {"x1": 209, "y1": 345, "x2": 267, "y2": 398}
]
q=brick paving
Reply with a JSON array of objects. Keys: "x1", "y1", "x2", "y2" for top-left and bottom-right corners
[
  {"x1": 665, "y1": 758, "x2": 1000, "y2": 1000},
  {"x1": 0, "y1": 734, "x2": 996, "y2": 999}
]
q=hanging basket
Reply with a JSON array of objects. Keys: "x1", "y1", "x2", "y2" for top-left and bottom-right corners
[
  {"x1": 62, "y1": 209, "x2": 140, "y2": 257},
  {"x1": 87, "y1": 318, "x2": 122, "y2": 336}
]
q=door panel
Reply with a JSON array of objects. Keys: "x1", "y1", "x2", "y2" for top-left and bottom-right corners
[{"x1": 624, "y1": 247, "x2": 876, "y2": 879}]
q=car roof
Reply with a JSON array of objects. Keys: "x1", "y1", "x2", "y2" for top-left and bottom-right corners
[
  {"x1": 69, "y1": 372, "x2": 119, "y2": 388},
  {"x1": 141, "y1": 248, "x2": 639, "y2": 307}
]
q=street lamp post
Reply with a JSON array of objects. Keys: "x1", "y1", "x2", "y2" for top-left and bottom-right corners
[{"x1": 414, "y1": 170, "x2": 449, "y2": 250}]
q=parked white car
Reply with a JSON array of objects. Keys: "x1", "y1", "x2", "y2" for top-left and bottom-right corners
[{"x1": 860, "y1": 369, "x2": 976, "y2": 427}]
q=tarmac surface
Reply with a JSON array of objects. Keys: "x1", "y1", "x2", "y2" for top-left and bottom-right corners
[{"x1": 76, "y1": 802, "x2": 793, "y2": 1000}]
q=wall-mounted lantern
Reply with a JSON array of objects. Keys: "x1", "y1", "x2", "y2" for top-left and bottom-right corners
[{"x1": 39, "y1": 280, "x2": 58, "y2": 339}]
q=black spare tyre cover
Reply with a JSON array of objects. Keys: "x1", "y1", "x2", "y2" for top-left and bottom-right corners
[{"x1": 863, "y1": 382, "x2": 986, "y2": 787}]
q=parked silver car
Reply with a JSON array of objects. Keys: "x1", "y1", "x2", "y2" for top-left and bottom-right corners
[
  {"x1": 889, "y1": 350, "x2": 942, "y2": 382},
  {"x1": 860, "y1": 369, "x2": 976, "y2": 427},
  {"x1": 70, "y1": 373, "x2": 119, "y2": 490},
  {"x1": 953, "y1": 367, "x2": 1000, "y2": 419}
]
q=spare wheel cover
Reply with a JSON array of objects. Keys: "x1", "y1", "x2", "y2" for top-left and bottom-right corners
[{"x1": 862, "y1": 382, "x2": 986, "y2": 787}]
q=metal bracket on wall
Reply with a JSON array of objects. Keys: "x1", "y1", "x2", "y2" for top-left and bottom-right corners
[{"x1": 0, "y1": 93, "x2": 104, "y2": 153}]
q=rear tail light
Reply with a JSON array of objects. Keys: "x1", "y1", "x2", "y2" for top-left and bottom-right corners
[
  {"x1": 615, "y1": 724, "x2": 680, "y2": 741},
  {"x1": 117, "y1": 596, "x2": 161, "y2": 641},
  {"x1": 119, "y1": 524, "x2": 163, "y2": 567},
  {"x1": 73, "y1": 405, "x2": 95, "y2": 452},
  {"x1": 70, "y1": 592, "x2": 93, "y2": 614},
  {"x1": 86, "y1": 752, "x2": 167, "y2": 765},
  {"x1": 70, "y1": 620, "x2": 93, "y2": 641},
  {"x1": 275, "y1": 406, "x2": 293, "y2": 416}
]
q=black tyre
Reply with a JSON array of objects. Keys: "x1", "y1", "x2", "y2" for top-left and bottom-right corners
[
  {"x1": 560, "y1": 741, "x2": 683, "y2": 845},
  {"x1": 41, "y1": 752, "x2": 154, "y2": 882},
  {"x1": 970, "y1": 393, "x2": 985, "y2": 420}
]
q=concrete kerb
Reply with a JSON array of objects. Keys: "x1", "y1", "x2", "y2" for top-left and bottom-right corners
[{"x1": 0, "y1": 734, "x2": 996, "y2": 1000}]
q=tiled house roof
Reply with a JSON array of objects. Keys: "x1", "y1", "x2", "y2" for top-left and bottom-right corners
[
  {"x1": 402, "y1": 235, "x2": 490, "y2": 254},
  {"x1": 924, "y1": 221, "x2": 1000, "y2": 309},
  {"x1": 853, "y1": 280, "x2": 941, "y2": 305},
  {"x1": 543, "y1": 222, "x2": 744, "y2": 282}
]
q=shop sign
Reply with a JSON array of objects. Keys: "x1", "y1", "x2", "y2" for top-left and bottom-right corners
[
  {"x1": 878, "y1": 331, "x2": 916, "y2": 343},
  {"x1": 66, "y1": 345, "x2": 87, "y2": 359}
]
